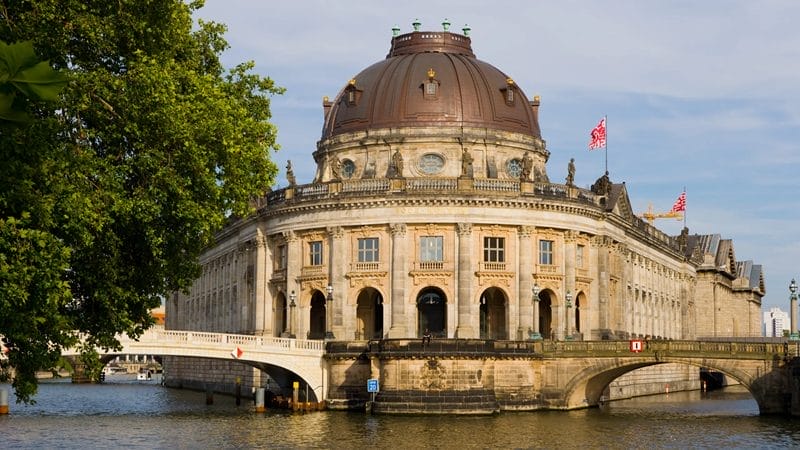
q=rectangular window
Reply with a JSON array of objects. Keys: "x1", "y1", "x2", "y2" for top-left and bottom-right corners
[
  {"x1": 483, "y1": 237, "x2": 505, "y2": 262},
  {"x1": 419, "y1": 236, "x2": 444, "y2": 262},
  {"x1": 276, "y1": 244, "x2": 287, "y2": 269},
  {"x1": 576, "y1": 244, "x2": 585, "y2": 268},
  {"x1": 358, "y1": 238, "x2": 379, "y2": 263},
  {"x1": 309, "y1": 241, "x2": 323, "y2": 266},
  {"x1": 539, "y1": 240, "x2": 554, "y2": 265}
]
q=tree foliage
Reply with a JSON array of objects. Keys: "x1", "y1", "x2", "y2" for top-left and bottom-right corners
[{"x1": 0, "y1": 0, "x2": 282, "y2": 402}]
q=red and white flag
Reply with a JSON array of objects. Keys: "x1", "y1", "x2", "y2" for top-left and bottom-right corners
[
  {"x1": 670, "y1": 191, "x2": 686, "y2": 213},
  {"x1": 230, "y1": 346, "x2": 243, "y2": 359},
  {"x1": 589, "y1": 118, "x2": 606, "y2": 149}
]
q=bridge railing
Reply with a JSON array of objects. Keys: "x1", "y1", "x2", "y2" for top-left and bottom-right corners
[
  {"x1": 116, "y1": 329, "x2": 326, "y2": 353},
  {"x1": 541, "y1": 339, "x2": 789, "y2": 360}
]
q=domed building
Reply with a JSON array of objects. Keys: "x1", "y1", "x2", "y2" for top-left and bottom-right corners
[{"x1": 165, "y1": 23, "x2": 764, "y2": 411}]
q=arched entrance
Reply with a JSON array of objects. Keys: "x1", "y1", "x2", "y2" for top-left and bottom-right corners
[
  {"x1": 479, "y1": 287, "x2": 507, "y2": 339},
  {"x1": 274, "y1": 292, "x2": 287, "y2": 337},
  {"x1": 356, "y1": 288, "x2": 384, "y2": 340},
  {"x1": 575, "y1": 291, "x2": 587, "y2": 339},
  {"x1": 308, "y1": 291, "x2": 326, "y2": 339},
  {"x1": 539, "y1": 291, "x2": 553, "y2": 340},
  {"x1": 417, "y1": 287, "x2": 446, "y2": 338}
]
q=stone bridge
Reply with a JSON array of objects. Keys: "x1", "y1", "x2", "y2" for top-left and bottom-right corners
[
  {"x1": 62, "y1": 329, "x2": 327, "y2": 399},
  {"x1": 63, "y1": 333, "x2": 800, "y2": 415},
  {"x1": 326, "y1": 339, "x2": 800, "y2": 415},
  {"x1": 536, "y1": 339, "x2": 798, "y2": 414}
]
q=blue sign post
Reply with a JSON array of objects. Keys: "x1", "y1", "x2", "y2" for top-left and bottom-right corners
[
  {"x1": 367, "y1": 378, "x2": 379, "y2": 393},
  {"x1": 366, "y1": 378, "x2": 379, "y2": 413}
]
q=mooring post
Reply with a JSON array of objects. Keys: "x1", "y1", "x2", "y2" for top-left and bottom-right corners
[
  {"x1": 292, "y1": 381, "x2": 299, "y2": 411},
  {"x1": 205, "y1": 384, "x2": 214, "y2": 405},
  {"x1": 0, "y1": 388, "x2": 8, "y2": 415},
  {"x1": 255, "y1": 388, "x2": 266, "y2": 413},
  {"x1": 235, "y1": 377, "x2": 242, "y2": 406}
]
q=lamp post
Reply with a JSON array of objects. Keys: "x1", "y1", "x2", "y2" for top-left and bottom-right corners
[
  {"x1": 790, "y1": 279, "x2": 798, "y2": 340},
  {"x1": 565, "y1": 291, "x2": 573, "y2": 341},
  {"x1": 288, "y1": 291, "x2": 297, "y2": 338},
  {"x1": 325, "y1": 284, "x2": 335, "y2": 340},
  {"x1": 530, "y1": 283, "x2": 542, "y2": 340}
]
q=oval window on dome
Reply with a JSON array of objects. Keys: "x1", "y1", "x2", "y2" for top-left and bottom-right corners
[
  {"x1": 417, "y1": 153, "x2": 445, "y2": 175},
  {"x1": 341, "y1": 159, "x2": 356, "y2": 179},
  {"x1": 506, "y1": 158, "x2": 522, "y2": 178}
]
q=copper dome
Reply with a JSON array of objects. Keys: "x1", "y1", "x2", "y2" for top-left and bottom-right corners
[{"x1": 321, "y1": 31, "x2": 542, "y2": 140}]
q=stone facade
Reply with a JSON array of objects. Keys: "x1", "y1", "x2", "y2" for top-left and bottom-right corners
[{"x1": 164, "y1": 27, "x2": 765, "y2": 411}]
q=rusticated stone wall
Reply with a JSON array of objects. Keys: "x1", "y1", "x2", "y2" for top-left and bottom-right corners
[{"x1": 162, "y1": 356, "x2": 265, "y2": 397}]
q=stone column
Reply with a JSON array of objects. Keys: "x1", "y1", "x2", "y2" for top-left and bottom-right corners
[
  {"x1": 517, "y1": 226, "x2": 534, "y2": 339},
  {"x1": 284, "y1": 230, "x2": 301, "y2": 337},
  {"x1": 253, "y1": 234, "x2": 269, "y2": 335},
  {"x1": 455, "y1": 223, "x2": 474, "y2": 338},
  {"x1": 564, "y1": 231, "x2": 577, "y2": 339},
  {"x1": 594, "y1": 236, "x2": 612, "y2": 338},
  {"x1": 387, "y1": 223, "x2": 407, "y2": 338},
  {"x1": 328, "y1": 226, "x2": 346, "y2": 338}
]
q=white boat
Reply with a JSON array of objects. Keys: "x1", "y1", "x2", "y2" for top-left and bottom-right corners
[{"x1": 136, "y1": 368, "x2": 152, "y2": 381}]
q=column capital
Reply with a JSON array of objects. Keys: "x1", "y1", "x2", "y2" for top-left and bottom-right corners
[
  {"x1": 457, "y1": 222, "x2": 472, "y2": 236},
  {"x1": 390, "y1": 223, "x2": 407, "y2": 236},
  {"x1": 327, "y1": 226, "x2": 345, "y2": 239},
  {"x1": 518, "y1": 225, "x2": 535, "y2": 237}
]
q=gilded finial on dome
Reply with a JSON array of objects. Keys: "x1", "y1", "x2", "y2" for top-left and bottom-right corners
[
  {"x1": 323, "y1": 96, "x2": 329, "y2": 102},
  {"x1": 506, "y1": 78, "x2": 515, "y2": 86},
  {"x1": 412, "y1": 19, "x2": 421, "y2": 31},
  {"x1": 442, "y1": 19, "x2": 450, "y2": 31},
  {"x1": 348, "y1": 78, "x2": 357, "y2": 86},
  {"x1": 534, "y1": 95, "x2": 541, "y2": 102},
  {"x1": 427, "y1": 68, "x2": 436, "y2": 80}
]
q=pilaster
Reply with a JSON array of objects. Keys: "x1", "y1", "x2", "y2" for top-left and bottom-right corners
[
  {"x1": 388, "y1": 223, "x2": 408, "y2": 338},
  {"x1": 455, "y1": 223, "x2": 474, "y2": 338},
  {"x1": 517, "y1": 226, "x2": 534, "y2": 339}
]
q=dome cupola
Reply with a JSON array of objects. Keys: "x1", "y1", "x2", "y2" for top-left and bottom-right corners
[{"x1": 314, "y1": 21, "x2": 548, "y2": 183}]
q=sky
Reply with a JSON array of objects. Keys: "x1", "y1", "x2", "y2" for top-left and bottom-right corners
[{"x1": 196, "y1": 0, "x2": 800, "y2": 314}]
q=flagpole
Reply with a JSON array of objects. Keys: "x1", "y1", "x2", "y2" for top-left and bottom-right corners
[
  {"x1": 683, "y1": 186, "x2": 687, "y2": 229},
  {"x1": 604, "y1": 114, "x2": 608, "y2": 174}
]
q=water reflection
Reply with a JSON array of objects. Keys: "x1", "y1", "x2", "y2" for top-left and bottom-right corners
[{"x1": 2, "y1": 380, "x2": 800, "y2": 449}]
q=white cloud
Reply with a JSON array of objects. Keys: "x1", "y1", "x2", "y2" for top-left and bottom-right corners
[{"x1": 197, "y1": 0, "x2": 800, "y2": 313}]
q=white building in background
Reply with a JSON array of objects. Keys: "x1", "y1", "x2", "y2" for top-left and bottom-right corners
[{"x1": 763, "y1": 307, "x2": 789, "y2": 337}]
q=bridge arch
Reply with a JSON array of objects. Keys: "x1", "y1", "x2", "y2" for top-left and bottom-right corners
[
  {"x1": 560, "y1": 356, "x2": 780, "y2": 414},
  {"x1": 63, "y1": 330, "x2": 327, "y2": 402}
]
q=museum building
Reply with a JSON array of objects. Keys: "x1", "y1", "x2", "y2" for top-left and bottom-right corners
[{"x1": 165, "y1": 24, "x2": 764, "y2": 407}]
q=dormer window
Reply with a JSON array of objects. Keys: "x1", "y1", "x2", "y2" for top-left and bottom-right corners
[
  {"x1": 344, "y1": 79, "x2": 362, "y2": 106},
  {"x1": 501, "y1": 78, "x2": 516, "y2": 106},
  {"x1": 422, "y1": 68, "x2": 439, "y2": 99}
]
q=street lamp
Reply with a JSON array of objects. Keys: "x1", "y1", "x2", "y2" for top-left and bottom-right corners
[
  {"x1": 288, "y1": 291, "x2": 297, "y2": 338},
  {"x1": 790, "y1": 279, "x2": 798, "y2": 340},
  {"x1": 325, "y1": 284, "x2": 335, "y2": 340},
  {"x1": 529, "y1": 283, "x2": 542, "y2": 340},
  {"x1": 565, "y1": 291, "x2": 573, "y2": 341}
]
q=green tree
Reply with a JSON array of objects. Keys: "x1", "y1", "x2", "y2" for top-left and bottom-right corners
[{"x1": 0, "y1": 0, "x2": 282, "y2": 402}]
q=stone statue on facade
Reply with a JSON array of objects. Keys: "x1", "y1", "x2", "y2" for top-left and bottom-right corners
[
  {"x1": 521, "y1": 152, "x2": 533, "y2": 181},
  {"x1": 461, "y1": 148, "x2": 474, "y2": 178},
  {"x1": 566, "y1": 158, "x2": 575, "y2": 186},
  {"x1": 591, "y1": 170, "x2": 612, "y2": 196},
  {"x1": 286, "y1": 160, "x2": 296, "y2": 186},
  {"x1": 330, "y1": 155, "x2": 342, "y2": 180},
  {"x1": 390, "y1": 149, "x2": 404, "y2": 178}
]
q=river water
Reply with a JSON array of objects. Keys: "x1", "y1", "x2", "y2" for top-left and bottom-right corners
[{"x1": 2, "y1": 376, "x2": 800, "y2": 449}]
